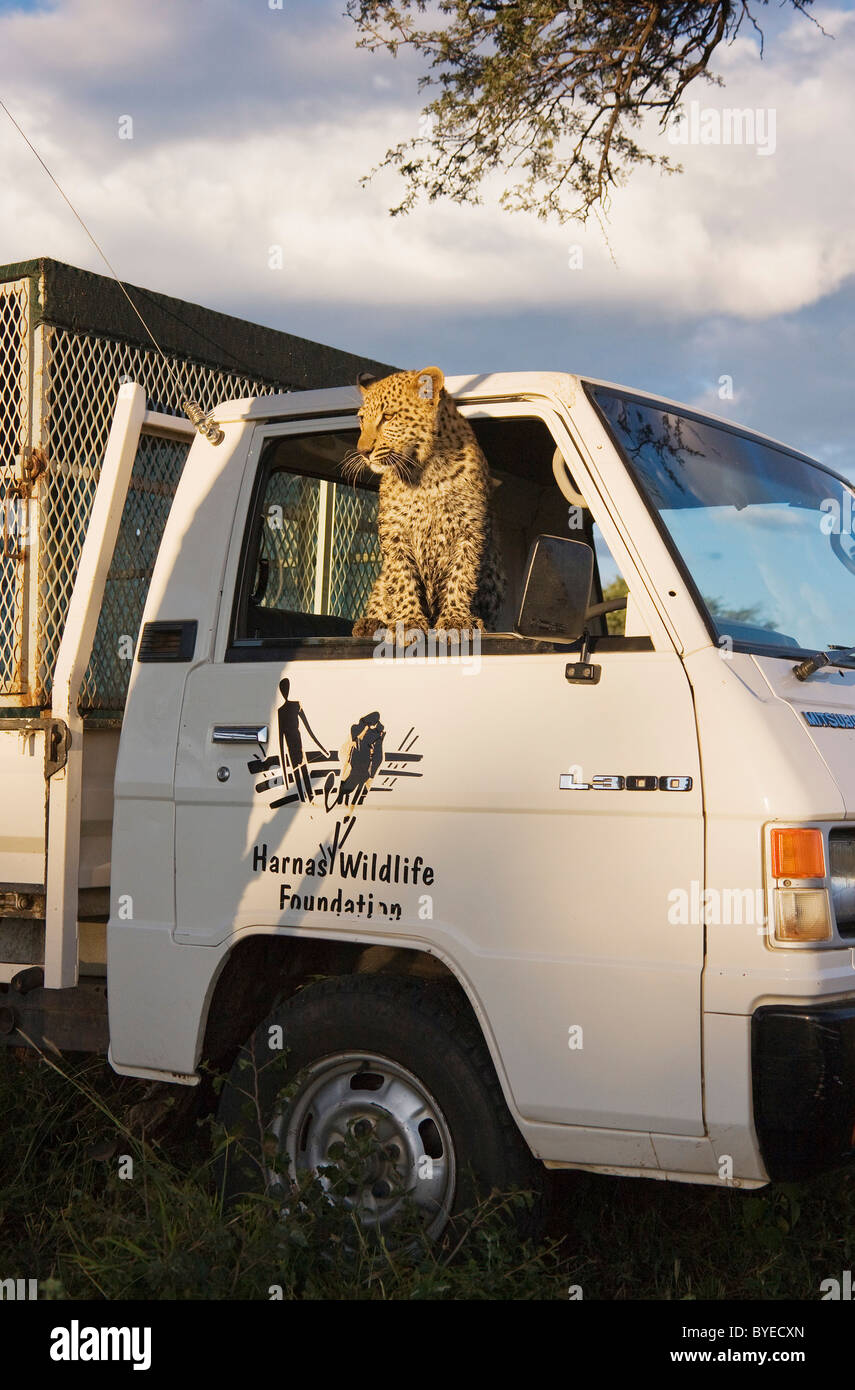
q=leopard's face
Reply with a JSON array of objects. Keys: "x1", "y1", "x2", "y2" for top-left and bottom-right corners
[{"x1": 347, "y1": 368, "x2": 445, "y2": 481}]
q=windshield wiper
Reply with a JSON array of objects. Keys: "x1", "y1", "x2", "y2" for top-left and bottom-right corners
[{"x1": 793, "y1": 646, "x2": 855, "y2": 681}]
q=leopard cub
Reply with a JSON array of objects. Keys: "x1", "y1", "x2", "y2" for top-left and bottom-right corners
[{"x1": 344, "y1": 366, "x2": 504, "y2": 636}]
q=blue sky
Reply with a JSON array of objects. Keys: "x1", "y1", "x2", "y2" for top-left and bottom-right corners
[{"x1": 1, "y1": 0, "x2": 854, "y2": 470}]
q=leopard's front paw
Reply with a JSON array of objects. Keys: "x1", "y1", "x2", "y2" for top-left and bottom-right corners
[
  {"x1": 435, "y1": 612, "x2": 481, "y2": 635},
  {"x1": 394, "y1": 614, "x2": 430, "y2": 634},
  {"x1": 351, "y1": 615, "x2": 384, "y2": 638}
]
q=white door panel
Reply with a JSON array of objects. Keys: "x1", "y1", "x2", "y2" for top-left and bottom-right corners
[{"x1": 175, "y1": 647, "x2": 704, "y2": 1134}]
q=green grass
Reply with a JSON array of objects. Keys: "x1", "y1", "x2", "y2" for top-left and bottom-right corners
[{"x1": 0, "y1": 1046, "x2": 853, "y2": 1300}]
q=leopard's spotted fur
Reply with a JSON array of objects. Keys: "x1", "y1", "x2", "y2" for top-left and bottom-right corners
[{"x1": 345, "y1": 367, "x2": 505, "y2": 635}]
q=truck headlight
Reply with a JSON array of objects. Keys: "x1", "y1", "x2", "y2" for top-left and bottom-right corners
[
  {"x1": 769, "y1": 827, "x2": 832, "y2": 944},
  {"x1": 773, "y1": 889, "x2": 833, "y2": 942}
]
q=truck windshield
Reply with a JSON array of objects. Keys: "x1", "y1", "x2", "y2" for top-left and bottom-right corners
[{"x1": 590, "y1": 384, "x2": 855, "y2": 658}]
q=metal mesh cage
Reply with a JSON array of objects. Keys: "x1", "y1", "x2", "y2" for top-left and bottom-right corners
[
  {"x1": 259, "y1": 472, "x2": 321, "y2": 614},
  {"x1": 329, "y1": 484, "x2": 381, "y2": 617},
  {"x1": 81, "y1": 433, "x2": 191, "y2": 712},
  {"x1": 35, "y1": 325, "x2": 289, "y2": 708},
  {"x1": 257, "y1": 467, "x2": 381, "y2": 622},
  {"x1": 0, "y1": 279, "x2": 30, "y2": 696}
]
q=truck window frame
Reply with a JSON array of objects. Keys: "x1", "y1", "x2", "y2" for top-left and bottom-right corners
[{"x1": 222, "y1": 406, "x2": 654, "y2": 663}]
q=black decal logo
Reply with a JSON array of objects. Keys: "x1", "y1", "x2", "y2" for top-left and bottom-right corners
[{"x1": 247, "y1": 678, "x2": 423, "y2": 814}]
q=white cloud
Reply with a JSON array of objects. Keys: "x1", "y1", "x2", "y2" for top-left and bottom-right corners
[{"x1": 0, "y1": 0, "x2": 853, "y2": 323}]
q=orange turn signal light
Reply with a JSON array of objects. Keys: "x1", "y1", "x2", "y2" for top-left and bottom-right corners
[{"x1": 771, "y1": 828, "x2": 825, "y2": 880}]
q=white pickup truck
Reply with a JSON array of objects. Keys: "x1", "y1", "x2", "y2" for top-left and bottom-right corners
[{"x1": 3, "y1": 371, "x2": 855, "y2": 1238}]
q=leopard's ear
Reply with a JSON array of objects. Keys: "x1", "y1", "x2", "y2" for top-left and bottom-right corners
[
  {"x1": 415, "y1": 366, "x2": 444, "y2": 403},
  {"x1": 357, "y1": 372, "x2": 376, "y2": 395}
]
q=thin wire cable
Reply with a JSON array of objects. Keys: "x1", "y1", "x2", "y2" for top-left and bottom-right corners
[{"x1": 1, "y1": 96, "x2": 187, "y2": 402}]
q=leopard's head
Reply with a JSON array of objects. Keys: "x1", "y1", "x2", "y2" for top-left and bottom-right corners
[{"x1": 343, "y1": 367, "x2": 446, "y2": 482}]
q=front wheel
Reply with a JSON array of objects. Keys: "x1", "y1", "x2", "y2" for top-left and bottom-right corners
[{"x1": 216, "y1": 974, "x2": 543, "y2": 1241}]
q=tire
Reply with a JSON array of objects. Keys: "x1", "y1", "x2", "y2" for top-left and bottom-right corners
[{"x1": 216, "y1": 974, "x2": 544, "y2": 1241}]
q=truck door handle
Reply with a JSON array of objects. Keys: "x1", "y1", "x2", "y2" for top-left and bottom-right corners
[{"x1": 212, "y1": 725, "x2": 269, "y2": 746}]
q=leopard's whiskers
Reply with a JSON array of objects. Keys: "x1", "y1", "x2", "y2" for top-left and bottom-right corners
[
  {"x1": 340, "y1": 449, "x2": 368, "y2": 484},
  {"x1": 388, "y1": 451, "x2": 418, "y2": 482}
]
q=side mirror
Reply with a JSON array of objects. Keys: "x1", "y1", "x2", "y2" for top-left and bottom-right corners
[{"x1": 515, "y1": 535, "x2": 594, "y2": 642}]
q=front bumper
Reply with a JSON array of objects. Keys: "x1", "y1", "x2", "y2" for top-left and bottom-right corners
[{"x1": 752, "y1": 999, "x2": 855, "y2": 1181}]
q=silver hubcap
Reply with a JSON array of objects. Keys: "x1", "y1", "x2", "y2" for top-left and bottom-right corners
[{"x1": 269, "y1": 1052, "x2": 456, "y2": 1239}]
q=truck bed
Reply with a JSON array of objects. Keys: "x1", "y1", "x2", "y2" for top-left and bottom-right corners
[{"x1": 0, "y1": 722, "x2": 116, "y2": 979}]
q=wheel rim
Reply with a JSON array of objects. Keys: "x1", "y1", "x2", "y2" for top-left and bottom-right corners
[{"x1": 270, "y1": 1052, "x2": 457, "y2": 1240}]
